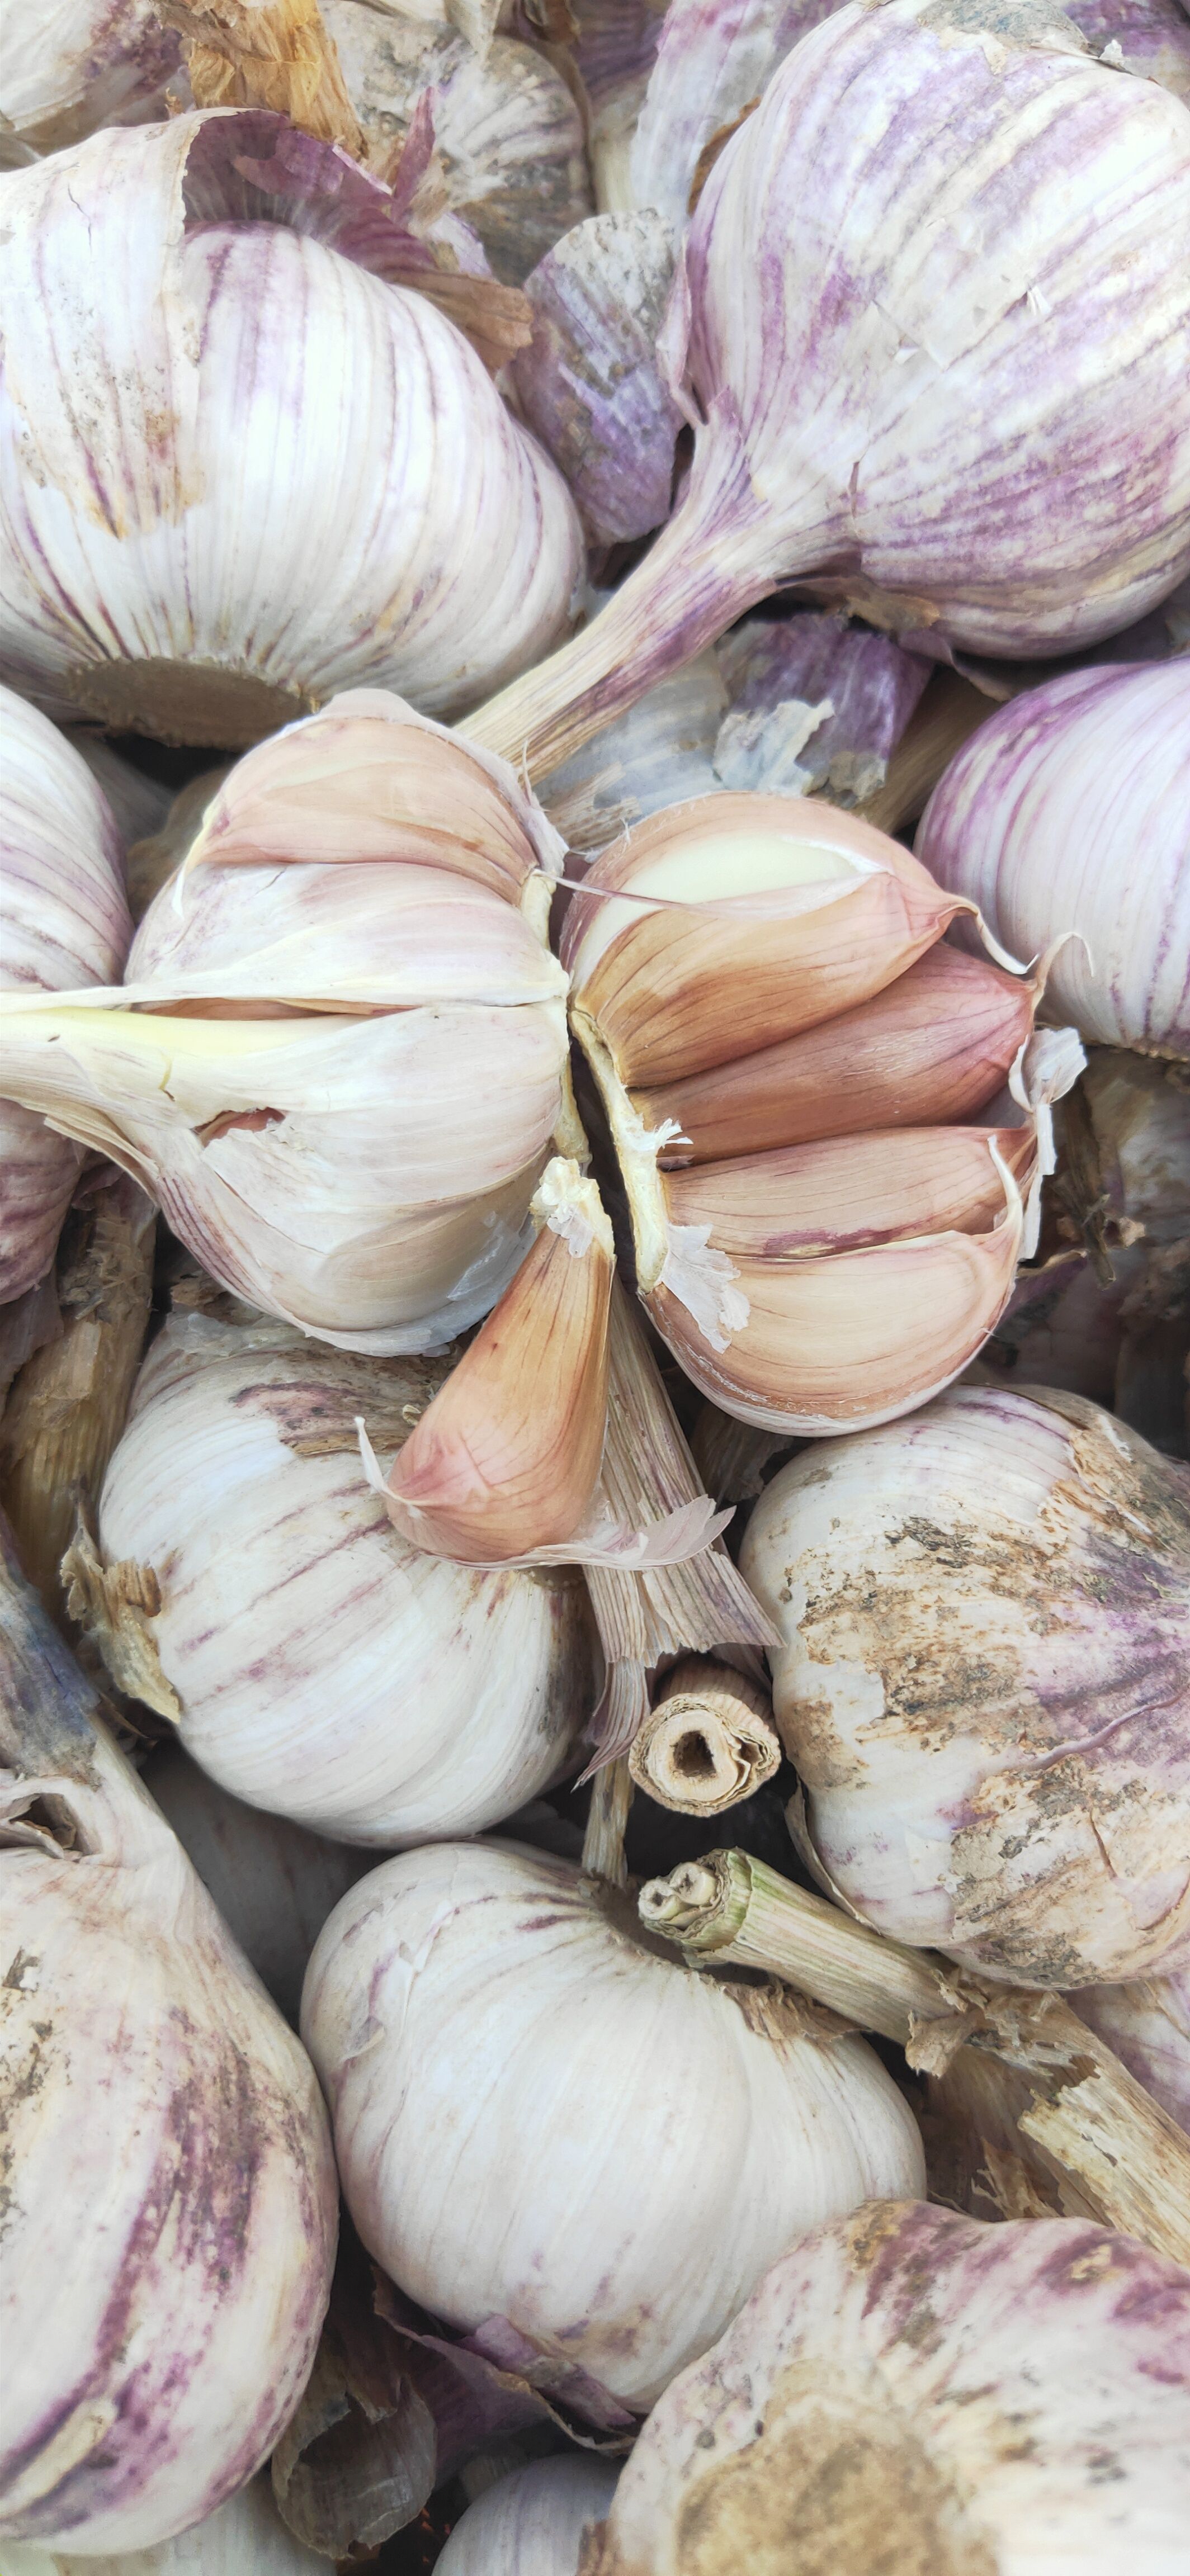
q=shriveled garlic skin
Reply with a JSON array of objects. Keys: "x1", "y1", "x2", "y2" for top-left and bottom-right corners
[
  {"x1": 591, "y1": 2202, "x2": 1190, "y2": 2574},
  {"x1": 917, "y1": 663, "x2": 1190, "y2": 1055},
  {"x1": 1076, "y1": 1966, "x2": 1190, "y2": 2133},
  {"x1": 0, "y1": 686, "x2": 131, "y2": 1302},
  {"x1": 0, "y1": 1546, "x2": 337, "y2": 2556},
  {"x1": 301, "y1": 1840, "x2": 926, "y2": 2413},
  {"x1": 436, "y1": 2457, "x2": 620, "y2": 2575},
  {"x1": 742, "y1": 1385, "x2": 1190, "y2": 1986},
  {"x1": 0, "y1": 0, "x2": 182, "y2": 154},
  {"x1": 0, "y1": 2473, "x2": 329, "y2": 2574},
  {"x1": 0, "y1": 112, "x2": 582, "y2": 745},
  {"x1": 97, "y1": 1317, "x2": 597, "y2": 1844}
]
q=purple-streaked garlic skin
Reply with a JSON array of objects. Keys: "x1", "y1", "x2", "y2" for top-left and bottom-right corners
[
  {"x1": 714, "y1": 610, "x2": 932, "y2": 796},
  {"x1": 741, "y1": 1385, "x2": 1190, "y2": 1987},
  {"x1": 0, "y1": 0, "x2": 183, "y2": 155},
  {"x1": 592, "y1": 2201, "x2": 1190, "y2": 2574},
  {"x1": 917, "y1": 663, "x2": 1190, "y2": 1054},
  {"x1": 1076, "y1": 1965, "x2": 1190, "y2": 2132},
  {"x1": 1070, "y1": 0, "x2": 1190, "y2": 96},
  {"x1": 0, "y1": 2470, "x2": 329, "y2": 2574},
  {"x1": 0, "y1": 685, "x2": 131, "y2": 1302},
  {"x1": 436, "y1": 2457, "x2": 620, "y2": 2576},
  {"x1": 514, "y1": 212, "x2": 684, "y2": 547}
]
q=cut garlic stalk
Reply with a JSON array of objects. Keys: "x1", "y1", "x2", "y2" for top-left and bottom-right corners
[{"x1": 628, "y1": 1656, "x2": 779, "y2": 1814}]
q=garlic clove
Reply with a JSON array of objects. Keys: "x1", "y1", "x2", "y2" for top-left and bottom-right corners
[
  {"x1": 370, "y1": 1158, "x2": 615, "y2": 1561},
  {"x1": 663, "y1": 1124, "x2": 1037, "y2": 1259},
  {"x1": 513, "y1": 210, "x2": 684, "y2": 547}
]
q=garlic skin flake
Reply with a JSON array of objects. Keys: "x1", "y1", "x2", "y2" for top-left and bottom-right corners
[
  {"x1": 917, "y1": 661, "x2": 1190, "y2": 1058},
  {"x1": 513, "y1": 212, "x2": 684, "y2": 547},
  {"x1": 301, "y1": 1839, "x2": 925, "y2": 2415},
  {"x1": 588, "y1": 2202, "x2": 1190, "y2": 2574},
  {"x1": 742, "y1": 1384, "x2": 1190, "y2": 1987},
  {"x1": 0, "y1": 686, "x2": 131, "y2": 1304},
  {"x1": 0, "y1": 112, "x2": 582, "y2": 746},
  {"x1": 437, "y1": 2457, "x2": 620, "y2": 2575},
  {"x1": 0, "y1": 2474, "x2": 330, "y2": 2574},
  {"x1": 90, "y1": 1316, "x2": 596, "y2": 1844}
]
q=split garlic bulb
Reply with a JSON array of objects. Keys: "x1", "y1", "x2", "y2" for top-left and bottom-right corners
[
  {"x1": 0, "y1": 2474, "x2": 329, "y2": 2574},
  {"x1": 561, "y1": 793, "x2": 1078, "y2": 1432},
  {"x1": 0, "y1": 686, "x2": 131, "y2": 1303},
  {"x1": 0, "y1": 0, "x2": 182, "y2": 155},
  {"x1": 301, "y1": 1839, "x2": 925, "y2": 2415},
  {"x1": 0, "y1": 111, "x2": 581, "y2": 746},
  {"x1": 588, "y1": 2203, "x2": 1190, "y2": 2572},
  {"x1": 436, "y1": 2457, "x2": 620, "y2": 2575},
  {"x1": 917, "y1": 662, "x2": 1190, "y2": 1057},
  {"x1": 0, "y1": 695, "x2": 572, "y2": 1351},
  {"x1": 742, "y1": 1384, "x2": 1190, "y2": 1985},
  {"x1": 0, "y1": 1535, "x2": 337, "y2": 2557},
  {"x1": 1077, "y1": 1967, "x2": 1190, "y2": 2134},
  {"x1": 83, "y1": 1314, "x2": 596, "y2": 1843}
]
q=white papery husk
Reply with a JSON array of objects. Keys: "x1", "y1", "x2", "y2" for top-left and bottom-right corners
[
  {"x1": 0, "y1": 0, "x2": 183, "y2": 153},
  {"x1": 585, "y1": 2201, "x2": 1190, "y2": 2574},
  {"x1": 741, "y1": 1383, "x2": 1190, "y2": 1987},
  {"x1": 436, "y1": 2457, "x2": 620, "y2": 2575},
  {"x1": 1076, "y1": 1964, "x2": 1190, "y2": 2134},
  {"x1": 300, "y1": 1839, "x2": 925, "y2": 2416},
  {"x1": 0, "y1": 111, "x2": 583, "y2": 746},
  {"x1": 0, "y1": 685, "x2": 131, "y2": 1303},
  {"x1": 0, "y1": 2474, "x2": 329, "y2": 2574},
  {"x1": 86, "y1": 1314, "x2": 597, "y2": 1844}
]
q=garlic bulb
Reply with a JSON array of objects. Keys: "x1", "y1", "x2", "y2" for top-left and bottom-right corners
[
  {"x1": 436, "y1": 2457, "x2": 620, "y2": 2575},
  {"x1": 741, "y1": 1384, "x2": 1190, "y2": 1985},
  {"x1": 301, "y1": 1839, "x2": 926, "y2": 2415},
  {"x1": 573, "y1": 0, "x2": 668, "y2": 209},
  {"x1": 513, "y1": 212, "x2": 683, "y2": 546},
  {"x1": 917, "y1": 662, "x2": 1190, "y2": 1057},
  {"x1": 587, "y1": 2202, "x2": 1190, "y2": 2572},
  {"x1": 465, "y1": 0, "x2": 1190, "y2": 778},
  {"x1": 0, "y1": 1530, "x2": 337, "y2": 2557},
  {"x1": 75, "y1": 1312, "x2": 596, "y2": 1843},
  {"x1": 0, "y1": 0, "x2": 183, "y2": 154},
  {"x1": 0, "y1": 686, "x2": 131, "y2": 1303},
  {"x1": 0, "y1": 112, "x2": 582, "y2": 746},
  {"x1": 0, "y1": 694, "x2": 572, "y2": 1351},
  {"x1": 561, "y1": 793, "x2": 1077, "y2": 1432},
  {"x1": 0, "y1": 2475, "x2": 330, "y2": 2574},
  {"x1": 1077, "y1": 1966, "x2": 1190, "y2": 2133}
]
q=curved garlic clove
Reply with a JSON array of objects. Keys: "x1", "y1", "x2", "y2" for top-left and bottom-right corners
[
  {"x1": 917, "y1": 662, "x2": 1190, "y2": 1058},
  {"x1": 81, "y1": 1314, "x2": 597, "y2": 1843},
  {"x1": 0, "y1": 2472, "x2": 331, "y2": 2573},
  {"x1": 436, "y1": 2456, "x2": 620, "y2": 2575},
  {"x1": 1076, "y1": 1965, "x2": 1190, "y2": 2134},
  {"x1": 741, "y1": 1382, "x2": 1190, "y2": 1985},
  {"x1": 590, "y1": 2202, "x2": 1190, "y2": 2572},
  {"x1": 627, "y1": 1655, "x2": 780, "y2": 1813},
  {"x1": 0, "y1": 0, "x2": 183, "y2": 154},
  {"x1": 0, "y1": 112, "x2": 582, "y2": 746},
  {"x1": 513, "y1": 211, "x2": 684, "y2": 546},
  {"x1": 629, "y1": 0, "x2": 839, "y2": 221},
  {"x1": 300, "y1": 1839, "x2": 925, "y2": 2413}
]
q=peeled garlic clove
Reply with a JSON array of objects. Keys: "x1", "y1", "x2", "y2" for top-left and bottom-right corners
[
  {"x1": 629, "y1": 0, "x2": 835, "y2": 220},
  {"x1": 591, "y1": 2201, "x2": 1190, "y2": 2573},
  {"x1": 436, "y1": 2457, "x2": 620, "y2": 2575},
  {"x1": 78, "y1": 1313, "x2": 596, "y2": 1843},
  {"x1": 741, "y1": 1383, "x2": 1190, "y2": 1984},
  {"x1": 1076, "y1": 1966, "x2": 1190, "y2": 2134},
  {"x1": 636, "y1": 944, "x2": 1038, "y2": 1164},
  {"x1": 627, "y1": 1655, "x2": 780, "y2": 1814},
  {"x1": 301, "y1": 1839, "x2": 925, "y2": 2414},
  {"x1": 0, "y1": 0, "x2": 183, "y2": 153},
  {"x1": 0, "y1": 1531, "x2": 337, "y2": 2558},
  {"x1": 0, "y1": 2473, "x2": 332, "y2": 2573},
  {"x1": 917, "y1": 662, "x2": 1190, "y2": 1058},
  {"x1": 0, "y1": 686, "x2": 132, "y2": 1302},
  {"x1": 513, "y1": 211, "x2": 684, "y2": 547},
  {"x1": 0, "y1": 112, "x2": 582, "y2": 746},
  {"x1": 372, "y1": 1158, "x2": 614, "y2": 1561}
]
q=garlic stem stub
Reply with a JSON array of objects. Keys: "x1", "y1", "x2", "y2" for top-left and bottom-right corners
[
  {"x1": 628, "y1": 1656, "x2": 780, "y2": 1814},
  {"x1": 300, "y1": 1839, "x2": 925, "y2": 2414},
  {"x1": 436, "y1": 2457, "x2": 620, "y2": 2576},
  {"x1": 741, "y1": 1384, "x2": 1190, "y2": 1986},
  {"x1": 0, "y1": 113, "x2": 582, "y2": 745}
]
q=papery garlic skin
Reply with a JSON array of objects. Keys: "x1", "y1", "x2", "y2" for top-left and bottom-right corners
[
  {"x1": 0, "y1": 686, "x2": 131, "y2": 1303},
  {"x1": 0, "y1": 2474, "x2": 329, "y2": 2574},
  {"x1": 0, "y1": 113, "x2": 582, "y2": 746},
  {"x1": 590, "y1": 2203, "x2": 1190, "y2": 2574},
  {"x1": 917, "y1": 664, "x2": 1190, "y2": 1056},
  {"x1": 94, "y1": 1317, "x2": 596, "y2": 1843},
  {"x1": 436, "y1": 2457, "x2": 620, "y2": 2576},
  {"x1": 301, "y1": 1840, "x2": 925, "y2": 2414},
  {"x1": 742, "y1": 1385, "x2": 1190, "y2": 1986},
  {"x1": 0, "y1": 0, "x2": 183, "y2": 153},
  {"x1": 1076, "y1": 1966, "x2": 1190, "y2": 2133},
  {"x1": 513, "y1": 213, "x2": 683, "y2": 547}
]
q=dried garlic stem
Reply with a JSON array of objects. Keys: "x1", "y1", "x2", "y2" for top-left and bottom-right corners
[
  {"x1": 690, "y1": 1401, "x2": 791, "y2": 1503},
  {"x1": 628, "y1": 1659, "x2": 779, "y2": 1816},
  {"x1": 1, "y1": 1179, "x2": 155, "y2": 1619},
  {"x1": 582, "y1": 1756, "x2": 634, "y2": 1886},
  {"x1": 160, "y1": 0, "x2": 366, "y2": 157},
  {"x1": 856, "y1": 671, "x2": 995, "y2": 836},
  {"x1": 640, "y1": 1849, "x2": 1190, "y2": 2270}
]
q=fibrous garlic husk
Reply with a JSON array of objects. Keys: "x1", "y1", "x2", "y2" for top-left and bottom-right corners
[
  {"x1": 301, "y1": 1839, "x2": 925, "y2": 2414},
  {"x1": 0, "y1": 0, "x2": 183, "y2": 155},
  {"x1": 0, "y1": 1526, "x2": 337, "y2": 2556},
  {"x1": 917, "y1": 661, "x2": 1190, "y2": 1057},
  {"x1": 513, "y1": 212, "x2": 683, "y2": 547},
  {"x1": 70, "y1": 1311, "x2": 597, "y2": 1842},
  {"x1": 438, "y1": 2457, "x2": 620, "y2": 2575},
  {"x1": 0, "y1": 687, "x2": 131, "y2": 1304},
  {"x1": 0, "y1": 2474, "x2": 330, "y2": 2574},
  {"x1": 465, "y1": 0, "x2": 1190, "y2": 779},
  {"x1": 0, "y1": 694, "x2": 573, "y2": 1351},
  {"x1": 1076, "y1": 1966, "x2": 1190, "y2": 2134},
  {"x1": 584, "y1": 2202, "x2": 1190, "y2": 2574},
  {"x1": 562, "y1": 793, "x2": 1079, "y2": 1432},
  {"x1": 741, "y1": 1384, "x2": 1190, "y2": 1985},
  {"x1": 0, "y1": 112, "x2": 581, "y2": 746}
]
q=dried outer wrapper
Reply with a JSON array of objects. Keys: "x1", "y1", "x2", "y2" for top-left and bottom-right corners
[
  {"x1": 628, "y1": 1655, "x2": 780, "y2": 1814},
  {"x1": 160, "y1": 0, "x2": 366, "y2": 154}
]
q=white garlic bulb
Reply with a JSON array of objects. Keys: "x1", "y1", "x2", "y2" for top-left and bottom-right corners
[
  {"x1": 436, "y1": 2457, "x2": 620, "y2": 2575},
  {"x1": 0, "y1": 112, "x2": 582, "y2": 746},
  {"x1": 742, "y1": 1384, "x2": 1190, "y2": 1986},
  {"x1": 0, "y1": 0, "x2": 182, "y2": 155},
  {"x1": 301, "y1": 1839, "x2": 926, "y2": 2415},
  {"x1": 0, "y1": 2474, "x2": 329, "y2": 2574},
  {"x1": 84, "y1": 1314, "x2": 597, "y2": 1844},
  {"x1": 589, "y1": 2201, "x2": 1190, "y2": 2572},
  {"x1": 0, "y1": 685, "x2": 131, "y2": 1302},
  {"x1": 1077, "y1": 1966, "x2": 1190, "y2": 2134}
]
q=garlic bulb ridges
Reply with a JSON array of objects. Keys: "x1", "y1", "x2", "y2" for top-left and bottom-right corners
[{"x1": 437, "y1": 2456, "x2": 620, "y2": 2576}]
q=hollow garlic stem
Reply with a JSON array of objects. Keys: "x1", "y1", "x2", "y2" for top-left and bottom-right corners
[{"x1": 629, "y1": 1659, "x2": 779, "y2": 1815}]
